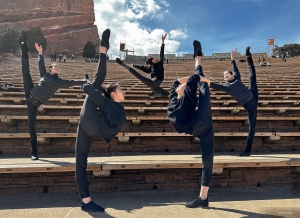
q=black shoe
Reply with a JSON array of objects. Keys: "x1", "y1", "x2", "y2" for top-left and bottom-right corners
[
  {"x1": 193, "y1": 40, "x2": 202, "y2": 59},
  {"x1": 116, "y1": 58, "x2": 124, "y2": 65},
  {"x1": 100, "y1": 29, "x2": 110, "y2": 50},
  {"x1": 239, "y1": 151, "x2": 251, "y2": 156},
  {"x1": 81, "y1": 201, "x2": 105, "y2": 212},
  {"x1": 84, "y1": 74, "x2": 89, "y2": 80},
  {"x1": 185, "y1": 197, "x2": 208, "y2": 208},
  {"x1": 245, "y1": 46, "x2": 252, "y2": 57}
]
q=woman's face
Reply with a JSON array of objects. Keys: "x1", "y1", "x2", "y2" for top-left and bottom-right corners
[
  {"x1": 152, "y1": 57, "x2": 159, "y2": 64},
  {"x1": 223, "y1": 71, "x2": 234, "y2": 81},
  {"x1": 50, "y1": 64, "x2": 61, "y2": 75},
  {"x1": 111, "y1": 86, "x2": 125, "y2": 102}
]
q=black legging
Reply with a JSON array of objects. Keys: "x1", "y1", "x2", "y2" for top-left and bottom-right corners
[
  {"x1": 128, "y1": 68, "x2": 169, "y2": 95},
  {"x1": 21, "y1": 44, "x2": 39, "y2": 155},
  {"x1": 75, "y1": 53, "x2": 106, "y2": 199},
  {"x1": 192, "y1": 66, "x2": 215, "y2": 187},
  {"x1": 168, "y1": 65, "x2": 215, "y2": 187},
  {"x1": 243, "y1": 55, "x2": 258, "y2": 153}
]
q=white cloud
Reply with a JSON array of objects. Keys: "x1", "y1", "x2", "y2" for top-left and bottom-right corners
[
  {"x1": 169, "y1": 29, "x2": 188, "y2": 40},
  {"x1": 93, "y1": 0, "x2": 183, "y2": 59}
]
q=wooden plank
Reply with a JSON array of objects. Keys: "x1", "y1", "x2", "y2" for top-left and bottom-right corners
[{"x1": 1, "y1": 153, "x2": 299, "y2": 174}]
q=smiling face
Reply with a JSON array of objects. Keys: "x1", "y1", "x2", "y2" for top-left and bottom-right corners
[
  {"x1": 223, "y1": 71, "x2": 234, "y2": 82},
  {"x1": 50, "y1": 64, "x2": 61, "y2": 75}
]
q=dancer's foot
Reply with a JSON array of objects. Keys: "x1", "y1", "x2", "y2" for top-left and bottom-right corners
[
  {"x1": 116, "y1": 58, "x2": 131, "y2": 70},
  {"x1": 100, "y1": 29, "x2": 110, "y2": 50},
  {"x1": 193, "y1": 40, "x2": 203, "y2": 59},
  {"x1": 245, "y1": 46, "x2": 252, "y2": 57},
  {"x1": 31, "y1": 146, "x2": 38, "y2": 160},
  {"x1": 84, "y1": 74, "x2": 89, "y2": 80},
  {"x1": 20, "y1": 31, "x2": 29, "y2": 56},
  {"x1": 81, "y1": 201, "x2": 105, "y2": 212},
  {"x1": 185, "y1": 197, "x2": 208, "y2": 208},
  {"x1": 239, "y1": 151, "x2": 251, "y2": 156}
]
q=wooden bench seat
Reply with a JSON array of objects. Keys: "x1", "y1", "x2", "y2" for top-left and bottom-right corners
[
  {"x1": 1, "y1": 115, "x2": 300, "y2": 126},
  {"x1": 1, "y1": 152, "x2": 299, "y2": 175},
  {"x1": 0, "y1": 104, "x2": 299, "y2": 116},
  {"x1": 0, "y1": 131, "x2": 298, "y2": 144}
]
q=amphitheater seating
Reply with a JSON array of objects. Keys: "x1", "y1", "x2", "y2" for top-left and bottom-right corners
[{"x1": 0, "y1": 55, "x2": 300, "y2": 194}]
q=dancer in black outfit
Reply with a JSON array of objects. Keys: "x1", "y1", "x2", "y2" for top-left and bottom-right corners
[
  {"x1": 201, "y1": 47, "x2": 258, "y2": 156},
  {"x1": 116, "y1": 34, "x2": 169, "y2": 97},
  {"x1": 167, "y1": 40, "x2": 215, "y2": 208},
  {"x1": 20, "y1": 31, "x2": 88, "y2": 160},
  {"x1": 75, "y1": 29, "x2": 126, "y2": 213}
]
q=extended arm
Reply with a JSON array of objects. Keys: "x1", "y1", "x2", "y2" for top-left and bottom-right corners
[
  {"x1": 58, "y1": 78, "x2": 87, "y2": 88},
  {"x1": 231, "y1": 48, "x2": 241, "y2": 81},
  {"x1": 132, "y1": 64, "x2": 151, "y2": 74},
  {"x1": 160, "y1": 34, "x2": 167, "y2": 60},
  {"x1": 35, "y1": 43, "x2": 47, "y2": 77}
]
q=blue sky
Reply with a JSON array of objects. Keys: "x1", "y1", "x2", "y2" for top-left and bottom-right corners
[{"x1": 93, "y1": 0, "x2": 300, "y2": 57}]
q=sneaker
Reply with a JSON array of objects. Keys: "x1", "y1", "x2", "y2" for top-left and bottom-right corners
[
  {"x1": 116, "y1": 58, "x2": 124, "y2": 65},
  {"x1": 193, "y1": 40, "x2": 203, "y2": 59},
  {"x1": 239, "y1": 151, "x2": 251, "y2": 156},
  {"x1": 100, "y1": 29, "x2": 110, "y2": 50},
  {"x1": 245, "y1": 46, "x2": 252, "y2": 57},
  {"x1": 185, "y1": 197, "x2": 208, "y2": 208},
  {"x1": 84, "y1": 74, "x2": 89, "y2": 80},
  {"x1": 31, "y1": 147, "x2": 38, "y2": 160},
  {"x1": 31, "y1": 155, "x2": 39, "y2": 160},
  {"x1": 81, "y1": 201, "x2": 105, "y2": 212}
]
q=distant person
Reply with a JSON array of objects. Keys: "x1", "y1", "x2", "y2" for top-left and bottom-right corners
[
  {"x1": 201, "y1": 47, "x2": 258, "y2": 156},
  {"x1": 116, "y1": 34, "x2": 169, "y2": 97},
  {"x1": 59, "y1": 53, "x2": 62, "y2": 62},
  {"x1": 53, "y1": 53, "x2": 56, "y2": 62},
  {"x1": 267, "y1": 61, "x2": 271, "y2": 66},
  {"x1": 75, "y1": 29, "x2": 126, "y2": 213},
  {"x1": 71, "y1": 53, "x2": 74, "y2": 59},
  {"x1": 51, "y1": 53, "x2": 54, "y2": 62},
  {"x1": 63, "y1": 55, "x2": 66, "y2": 63},
  {"x1": 167, "y1": 40, "x2": 214, "y2": 208},
  {"x1": 19, "y1": 31, "x2": 88, "y2": 160}
]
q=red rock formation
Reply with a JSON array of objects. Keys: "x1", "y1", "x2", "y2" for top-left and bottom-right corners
[{"x1": 0, "y1": 0, "x2": 99, "y2": 56}]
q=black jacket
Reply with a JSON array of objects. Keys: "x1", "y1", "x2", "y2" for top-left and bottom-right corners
[
  {"x1": 133, "y1": 44, "x2": 165, "y2": 81},
  {"x1": 30, "y1": 55, "x2": 87, "y2": 104},
  {"x1": 210, "y1": 60, "x2": 253, "y2": 106},
  {"x1": 79, "y1": 83, "x2": 126, "y2": 142}
]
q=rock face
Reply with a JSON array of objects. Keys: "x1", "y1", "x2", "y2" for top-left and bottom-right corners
[{"x1": 0, "y1": 0, "x2": 99, "y2": 56}]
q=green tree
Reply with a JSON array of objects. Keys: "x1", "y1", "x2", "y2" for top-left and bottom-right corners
[
  {"x1": 26, "y1": 27, "x2": 47, "y2": 53},
  {"x1": 273, "y1": 43, "x2": 300, "y2": 57},
  {"x1": 0, "y1": 26, "x2": 19, "y2": 53},
  {"x1": 82, "y1": 41, "x2": 96, "y2": 58}
]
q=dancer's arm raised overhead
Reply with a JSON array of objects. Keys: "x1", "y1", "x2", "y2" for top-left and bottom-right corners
[
  {"x1": 35, "y1": 43, "x2": 47, "y2": 77},
  {"x1": 231, "y1": 48, "x2": 241, "y2": 81},
  {"x1": 160, "y1": 34, "x2": 167, "y2": 61}
]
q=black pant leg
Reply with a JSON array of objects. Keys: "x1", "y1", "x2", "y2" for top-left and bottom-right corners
[
  {"x1": 244, "y1": 99, "x2": 258, "y2": 152},
  {"x1": 26, "y1": 101, "x2": 38, "y2": 149},
  {"x1": 92, "y1": 53, "x2": 107, "y2": 91},
  {"x1": 75, "y1": 125, "x2": 92, "y2": 199},
  {"x1": 21, "y1": 48, "x2": 34, "y2": 99},
  {"x1": 198, "y1": 125, "x2": 215, "y2": 186},
  {"x1": 247, "y1": 56, "x2": 258, "y2": 100}
]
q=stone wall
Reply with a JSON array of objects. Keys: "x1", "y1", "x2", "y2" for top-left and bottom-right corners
[{"x1": 0, "y1": 0, "x2": 99, "y2": 55}]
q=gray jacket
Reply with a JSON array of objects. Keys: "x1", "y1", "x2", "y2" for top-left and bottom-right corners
[
  {"x1": 30, "y1": 55, "x2": 87, "y2": 104},
  {"x1": 209, "y1": 60, "x2": 253, "y2": 106}
]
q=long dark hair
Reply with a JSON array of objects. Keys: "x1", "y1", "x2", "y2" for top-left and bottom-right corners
[{"x1": 103, "y1": 82, "x2": 120, "y2": 100}]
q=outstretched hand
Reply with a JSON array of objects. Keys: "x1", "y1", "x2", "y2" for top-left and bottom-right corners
[
  {"x1": 35, "y1": 43, "x2": 43, "y2": 53},
  {"x1": 162, "y1": 34, "x2": 167, "y2": 43},
  {"x1": 231, "y1": 48, "x2": 237, "y2": 57}
]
